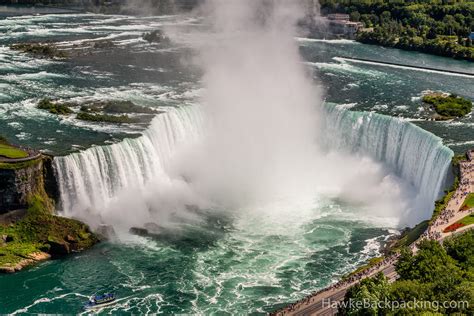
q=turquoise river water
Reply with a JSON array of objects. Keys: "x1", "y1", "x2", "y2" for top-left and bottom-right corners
[{"x1": 0, "y1": 11, "x2": 472, "y2": 314}]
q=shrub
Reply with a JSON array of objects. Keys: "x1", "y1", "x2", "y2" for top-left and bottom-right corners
[{"x1": 37, "y1": 98, "x2": 73, "y2": 115}]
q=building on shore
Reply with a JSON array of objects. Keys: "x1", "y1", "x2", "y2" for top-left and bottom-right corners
[{"x1": 302, "y1": 13, "x2": 364, "y2": 39}]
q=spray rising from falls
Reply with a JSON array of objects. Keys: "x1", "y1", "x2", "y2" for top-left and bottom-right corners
[
  {"x1": 323, "y1": 105, "x2": 453, "y2": 222},
  {"x1": 53, "y1": 103, "x2": 453, "y2": 228},
  {"x1": 53, "y1": 0, "x2": 453, "y2": 229}
]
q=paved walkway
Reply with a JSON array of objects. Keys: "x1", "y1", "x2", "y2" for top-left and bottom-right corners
[{"x1": 272, "y1": 151, "x2": 474, "y2": 316}]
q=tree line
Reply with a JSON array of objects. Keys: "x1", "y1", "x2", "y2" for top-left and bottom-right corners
[
  {"x1": 320, "y1": 0, "x2": 474, "y2": 60},
  {"x1": 340, "y1": 230, "x2": 474, "y2": 315}
]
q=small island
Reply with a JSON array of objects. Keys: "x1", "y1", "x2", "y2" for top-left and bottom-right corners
[
  {"x1": 10, "y1": 43, "x2": 68, "y2": 59},
  {"x1": 36, "y1": 99, "x2": 157, "y2": 124},
  {"x1": 422, "y1": 93, "x2": 472, "y2": 120}
]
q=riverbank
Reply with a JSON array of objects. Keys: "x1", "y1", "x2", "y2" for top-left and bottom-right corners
[
  {"x1": 319, "y1": 0, "x2": 474, "y2": 62},
  {"x1": 272, "y1": 149, "x2": 474, "y2": 315},
  {"x1": 0, "y1": 139, "x2": 98, "y2": 273},
  {"x1": 0, "y1": 4, "x2": 84, "y2": 16}
]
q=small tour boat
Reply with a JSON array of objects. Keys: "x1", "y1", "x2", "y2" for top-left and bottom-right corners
[{"x1": 83, "y1": 293, "x2": 116, "y2": 310}]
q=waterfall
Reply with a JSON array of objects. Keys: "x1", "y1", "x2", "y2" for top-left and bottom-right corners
[
  {"x1": 54, "y1": 106, "x2": 204, "y2": 217},
  {"x1": 54, "y1": 103, "x2": 454, "y2": 223},
  {"x1": 323, "y1": 104, "x2": 454, "y2": 218}
]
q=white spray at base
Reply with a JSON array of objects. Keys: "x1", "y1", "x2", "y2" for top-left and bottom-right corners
[
  {"x1": 53, "y1": 103, "x2": 453, "y2": 228},
  {"x1": 53, "y1": 0, "x2": 453, "y2": 229},
  {"x1": 54, "y1": 106, "x2": 206, "y2": 226}
]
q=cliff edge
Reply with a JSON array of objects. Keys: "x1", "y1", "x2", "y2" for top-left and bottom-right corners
[{"x1": 0, "y1": 140, "x2": 98, "y2": 273}]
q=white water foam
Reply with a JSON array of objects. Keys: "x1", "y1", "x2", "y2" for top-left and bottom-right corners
[{"x1": 334, "y1": 57, "x2": 474, "y2": 79}]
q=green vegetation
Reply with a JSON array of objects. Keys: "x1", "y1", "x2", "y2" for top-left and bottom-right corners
[
  {"x1": 10, "y1": 43, "x2": 68, "y2": 59},
  {"x1": 0, "y1": 138, "x2": 28, "y2": 160},
  {"x1": 37, "y1": 98, "x2": 152, "y2": 124},
  {"x1": 0, "y1": 194, "x2": 97, "y2": 270},
  {"x1": 76, "y1": 112, "x2": 138, "y2": 123},
  {"x1": 431, "y1": 176, "x2": 459, "y2": 224},
  {"x1": 392, "y1": 220, "x2": 429, "y2": 250},
  {"x1": 423, "y1": 93, "x2": 472, "y2": 118},
  {"x1": 320, "y1": 0, "x2": 474, "y2": 60},
  {"x1": 37, "y1": 98, "x2": 73, "y2": 115},
  {"x1": 461, "y1": 193, "x2": 474, "y2": 209},
  {"x1": 452, "y1": 153, "x2": 468, "y2": 170},
  {"x1": 456, "y1": 213, "x2": 474, "y2": 226},
  {"x1": 341, "y1": 233, "x2": 474, "y2": 315},
  {"x1": 0, "y1": 158, "x2": 42, "y2": 170},
  {"x1": 81, "y1": 100, "x2": 156, "y2": 114},
  {"x1": 343, "y1": 256, "x2": 384, "y2": 279}
]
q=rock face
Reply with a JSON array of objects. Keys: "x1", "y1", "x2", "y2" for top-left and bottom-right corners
[
  {"x1": 0, "y1": 156, "x2": 59, "y2": 214},
  {"x1": 0, "y1": 154, "x2": 96, "y2": 273},
  {"x1": 0, "y1": 160, "x2": 43, "y2": 214},
  {"x1": 96, "y1": 224, "x2": 118, "y2": 241}
]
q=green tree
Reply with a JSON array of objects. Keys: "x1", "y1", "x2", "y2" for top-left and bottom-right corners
[
  {"x1": 340, "y1": 272, "x2": 391, "y2": 315},
  {"x1": 350, "y1": 11, "x2": 361, "y2": 22}
]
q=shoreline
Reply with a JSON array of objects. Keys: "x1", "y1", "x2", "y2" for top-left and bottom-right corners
[
  {"x1": 272, "y1": 149, "x2": 474, "y2": 315},
  {"x1": 0, "y1": 4, "x2": 85, "y2": 16}
]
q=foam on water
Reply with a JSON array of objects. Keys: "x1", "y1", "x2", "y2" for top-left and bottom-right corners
[{"x1": 334, "y1": 57, "x2": 474, "y2": 78}]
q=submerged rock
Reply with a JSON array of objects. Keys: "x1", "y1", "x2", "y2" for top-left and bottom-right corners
[
  {"x1": 142, "y1": 30, "x2": 171, "y2": 44},
  {"x1": 144, "y1": 222, "x2": 161, "y2": 234},
  {"x1": 129, "y1": 227, "x2": 149, "y2": 237},
  {"x1": 96, "y1": 224, "x2": 118, "y2": 241}
]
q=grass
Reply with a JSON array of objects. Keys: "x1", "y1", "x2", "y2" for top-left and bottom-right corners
[
  {"x1": 394, "y1": 220, "x2": 429, "y2": 250},
  {"x1": 0, "y1": 194, "x2": 97, "y2": 269},
  {"x1": 0, "y1": 158, "x2": 41, "y2": 170},
  {"x1": 456, "y1": 214, "x2": 474, "y2": 226},
  {"x1": 461, "y1": 193, "x2": 474, "y2": 209},
  {"x1": 0, "y1": 143, "x2": 28, "y2": 159},
  {"x1": 431, "y1": 176, "x2": 459, "y2": 224},
  {"x1": 343, "y1": 257, "x2": 384, "y2": 279}
]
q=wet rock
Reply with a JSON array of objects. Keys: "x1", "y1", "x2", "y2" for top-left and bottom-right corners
[
  {"x1": 47, "y1": 239, "x2": 71, "y2": 256},
  {"x1": 96, "y1": 224, "x2": 118, "y2": 241},
  {"x1": 144, "y1": 222, "x2": 161, "y2": 234},
  {"x1": 129, "y1": 227, "x2": 149, "y2": 237},
  {"x1": 66, "y1": 234, "x2": 77, "y2": 243},
  {"x1": 2, "y1": 235, "x2": 13, "y2": 243}
]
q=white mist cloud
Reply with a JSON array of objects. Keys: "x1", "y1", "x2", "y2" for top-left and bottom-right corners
[
  {"x1": 172, "y1": 0, "x2": 325, "y2": 208},
  {"x1": 78, "y1": 0, "x2": 422, "y2": 232}
]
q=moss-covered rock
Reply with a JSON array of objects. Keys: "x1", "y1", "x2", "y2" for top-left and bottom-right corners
[
  {"x1": 423, "y1": 93, "x2": 472, "y2": 119},
  {"x1": 0, "y1": 154, "x2": 98, "y2": 273},
  {"x1": 81, "y1": 100, "x2": 157, "y2": 114},
  {"x1": 10, "y1": 43, "x2": 68, "y2": 59},
  {"x1": 0, "y1": 194, "x2": 98, "y2": 272},
  {"x1": 37, "y1": 98, "x2": 73, "y2": 115},
  {"x1": 0, "y1": 157, "x2": 44, "y2": 213},
  {"x1": 76, "y1": 112, "x2": 138, "y2": 123}
]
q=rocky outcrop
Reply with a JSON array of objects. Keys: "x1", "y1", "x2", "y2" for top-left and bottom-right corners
[
  {"x1": 0, "y1": 153, "x2": 96, "y2": 273},
  {"x1": 0, "y1": 252, "x2": 51, "y2": 274},
  {"x1": 0, "y1": 159, "x2": 43, "y2": 214},
  {"x1": 0, "y1": 155, "x2": 59, "y2": 214}
]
